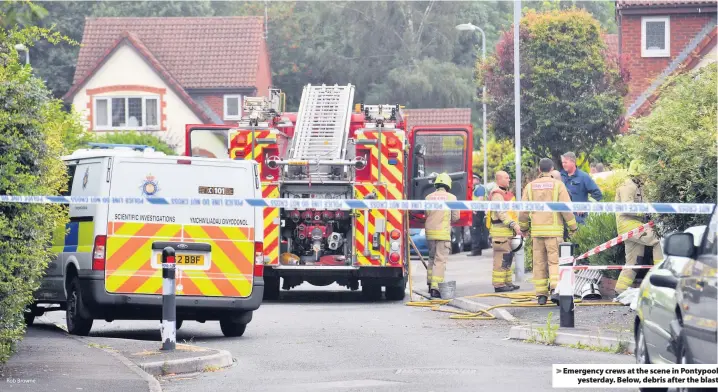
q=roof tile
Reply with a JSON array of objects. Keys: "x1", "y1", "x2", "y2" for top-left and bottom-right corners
[{"x1": 74, "y1": 17, "x2": 265, "y2": 89}]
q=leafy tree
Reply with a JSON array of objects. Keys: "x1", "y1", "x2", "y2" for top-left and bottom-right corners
[
  {"x1": 623, "y1": 63, "x2": 717, "y2": 233},
  {"x1": 91, "y1": 131, "x2": 177, "y2": 155},
  {"x1": 0, "y1": 13, "x2": 74, "y2": 363},
  {"x1": 479, "y1": 8, "x2": 628, "y2": 166}
]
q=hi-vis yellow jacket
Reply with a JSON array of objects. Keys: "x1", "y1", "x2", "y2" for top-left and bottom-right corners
[
  {"x1": 519, "y1": 174, "x2": 577, "y2": 237},
  {"x1": 615, "y1": 178, "x2": 644, "y2": 234},
  {"x1": 425, "y1": 188, "x2": 460, "y2": 241},
  {"x1": 487, "y1": 187, "x2": 518, "y2": 238}
]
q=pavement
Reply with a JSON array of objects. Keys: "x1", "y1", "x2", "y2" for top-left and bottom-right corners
[{"x1": 408, "y1": 249, "x2": 636, "y2": 352}]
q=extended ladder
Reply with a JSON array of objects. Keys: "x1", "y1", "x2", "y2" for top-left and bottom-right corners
[{"x1": 289, "y1": 84, "x2": 355, "y2": 161}]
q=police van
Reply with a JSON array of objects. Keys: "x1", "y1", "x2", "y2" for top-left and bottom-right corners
[{"x1": 26, "y1": 143, "x2": 265, "y2": 337}]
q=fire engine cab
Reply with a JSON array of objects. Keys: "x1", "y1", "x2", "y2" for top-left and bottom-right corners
[{"x1": 185, "y1": 84, "x2": 473, "y2": 301}]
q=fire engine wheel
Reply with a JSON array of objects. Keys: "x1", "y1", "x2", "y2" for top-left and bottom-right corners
[
  {"x1": 219, "y1": 319, "x2": 247, "y2": 337},
  {"x1": 263, "y1": 277, "x2": 280, "y2": 300},
  {"x1": 385, "y1": 278, "x2": 407, "y2": 301},
  {"x1": 361, "y1": 283, "x2": 383, "y2": 301}
]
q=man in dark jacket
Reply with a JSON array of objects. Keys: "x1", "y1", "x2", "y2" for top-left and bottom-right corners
[{"x1": 560, "y1": 152, "x2": 603, "y2": 225}]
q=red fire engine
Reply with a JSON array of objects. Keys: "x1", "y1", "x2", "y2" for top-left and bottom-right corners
[{"x1": 184, "y1": 85, "x2": 473, "y2": 301}]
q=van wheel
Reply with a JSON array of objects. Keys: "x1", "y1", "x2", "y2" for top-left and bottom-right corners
[
  {"x1": 24, "y1": 312, "x2": 35, "y2": 326},
  {"x1": 66, "y1": 277, "x2": 93, "y2": 336},
  {"x1": 264, "y1": 277, "x2": 280, "y2": 300},
  {"x1": 219, "y1": 319, "x2": 247, "y2": 337},
  {"x1": 176, "y1": 319, "x2": 183, "y2": 330}
]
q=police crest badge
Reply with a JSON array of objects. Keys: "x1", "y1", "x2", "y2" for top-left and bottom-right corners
[{"x1": 140, "y1": 173, "x2": 160, "y2": 196}]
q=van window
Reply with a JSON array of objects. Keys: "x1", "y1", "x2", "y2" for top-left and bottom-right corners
[
  {"x1": 414, "y1": 133, "x2": 466, "y2": 175},
  {"x1": 62, "y1": 164, "x2": 76, "y2": 196}
]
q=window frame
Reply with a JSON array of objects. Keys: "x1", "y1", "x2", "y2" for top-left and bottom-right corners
[
  {"x1": 641, "y1": 16, "x2": 671, "y2": 58},
  {"x1": 223, "y1": 94, "x2": 243, "y2": 121},
  {"x1": 93, "y1": 95, "x2": 161, "y2": 131}
]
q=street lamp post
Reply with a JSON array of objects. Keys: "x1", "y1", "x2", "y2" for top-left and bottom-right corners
[
  {"x1": 455, "y1": 23, "x2": 487, "y2": 187},
  {"x1": 14, "y1": 44, "x2": 29, "y2": 65}
]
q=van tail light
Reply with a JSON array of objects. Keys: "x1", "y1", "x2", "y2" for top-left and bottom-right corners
[
  {"x1": 254, "y1": 241, "x2": 264, "y2": 277},
  {"x1": 390, "y1": 230, "x2": 401, "y2": 240},
  {"x1": 92, "y1": 235, "x2": 107, "y2": 270}
]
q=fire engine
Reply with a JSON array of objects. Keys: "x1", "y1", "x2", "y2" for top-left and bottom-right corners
[{"x1": 184, "y1": 84, "x2": 473, "y2": 301}]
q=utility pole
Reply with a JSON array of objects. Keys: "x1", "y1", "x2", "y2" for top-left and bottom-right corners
[{"x1": 513, "y1": 0, "x2": 522, "y2": 200}]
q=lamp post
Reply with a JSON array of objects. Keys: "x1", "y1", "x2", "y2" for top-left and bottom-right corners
[
  {"x1": 14, "y1": 44, "x2": 29, "y2": 65},
  {"x1": 513, "y1": 0, "x2": 521, "y2": 200},
  {"x1": 455, "y1": 23, "x2": 487, "y2": 187}
]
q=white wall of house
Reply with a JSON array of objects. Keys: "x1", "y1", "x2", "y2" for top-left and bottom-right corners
[
  {"x1": 70, "y1": 43, "x2": 202, "y2": 153},
  {"x1": 695, "y1": 45, "x2": 717, "y2": 71}
]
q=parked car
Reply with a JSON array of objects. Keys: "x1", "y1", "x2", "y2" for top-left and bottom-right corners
[
  {"x1": 635, "y1": 206, "x2": 717, "y2": 388},
  {"x1": 408, "y1": 227, "x2": 471, "y2": 258}
]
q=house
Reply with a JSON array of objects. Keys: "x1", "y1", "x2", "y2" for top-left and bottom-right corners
[
  {"x1": 63, "y1": 16, "x2": 273, "y2": 153},
  {"x1": 615, "y1": 0, "x2": 717, "y2": 121}
]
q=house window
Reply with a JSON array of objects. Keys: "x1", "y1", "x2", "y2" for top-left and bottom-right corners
[
  {"x1": 224, "y1": 95, "x2": 242, "y2": 120},
  {"x1": 93, "y1": 96, "x2": 160, "y2": 131},
  {"x1": 641, "y1": 16, "x2": 670, "y2": 58}
]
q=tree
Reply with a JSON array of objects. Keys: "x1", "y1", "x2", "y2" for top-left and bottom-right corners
[
  {"x1": 479, "y1": 8, "x2": 628, "y2": 165},
  {"x1": 0, "y1": 11, "x2": 75, "y2": 363},
  {"x1": 623, "y1": 63, "x2": 717, "y2": 233}
]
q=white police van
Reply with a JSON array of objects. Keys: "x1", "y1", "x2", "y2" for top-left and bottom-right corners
[{"x1": 27, "y1": 143, "x2": 265, "y2": 337}]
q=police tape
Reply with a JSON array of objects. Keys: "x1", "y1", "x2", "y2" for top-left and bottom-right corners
[
  {"x1": 0, "y1": 195, "x2": 714, "y2": 214},
  {"x1": 569, "y1": 265, "x2": 655, "y2": 271},
  {"x1": 574, "y1": 221, "x2": 655, "y2": 262}
]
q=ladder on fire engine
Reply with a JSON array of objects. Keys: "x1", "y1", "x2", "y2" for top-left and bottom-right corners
[{"x1": 289, "y1": 84, "x2": 355, "y2": 161}]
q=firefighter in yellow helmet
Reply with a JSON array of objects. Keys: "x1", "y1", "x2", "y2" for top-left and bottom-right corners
[
  {"x1": 424, "y1": 172, "x2": 460, "y2": 298},
  {"x1": 488, "y1": 171, "x2": 521, "y2": 292},
  {"x1": 519, "y1": 158, "x2": 578, "y2": 305},
  {"x1": 614, "y1": 159, "x2": 664, "y2": 295}
]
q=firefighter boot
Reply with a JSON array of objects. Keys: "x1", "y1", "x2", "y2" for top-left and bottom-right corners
[
  {"x1": 550, "y1": 290, "x2": 560, "y2": 305},
  {"x1": 537, "y1": 295, "x2": 548, "y2": 305},
  {"x1": 494, "y1": 286, "x2": 514, "y2": 293},
  {"x1": 430, "y1": 289, "x2": 441, "y2": 299}
]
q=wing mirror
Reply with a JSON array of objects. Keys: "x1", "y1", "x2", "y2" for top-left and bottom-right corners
[
  {"x1": 649, "y1": 273, "x2": 678, "y2": 290},
  {"x1": 664, "y1": 232, "x2": 696, "y2": 259}
]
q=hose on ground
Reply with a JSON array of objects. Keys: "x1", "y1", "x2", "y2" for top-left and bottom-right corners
[{"x1": 406, "y1": 290, "x2": 625, "y2": 320}]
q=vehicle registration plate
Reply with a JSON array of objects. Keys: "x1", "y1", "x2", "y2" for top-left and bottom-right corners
[{"x1": 157, "y1": 253, "x2": 206, "y2": 266}]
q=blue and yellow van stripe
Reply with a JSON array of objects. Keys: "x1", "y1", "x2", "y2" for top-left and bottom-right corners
[{"x1": 52, "y1": 219, "x2": 95, "y2": 253}]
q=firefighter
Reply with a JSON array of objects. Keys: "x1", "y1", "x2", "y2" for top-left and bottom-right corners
[
  {"x1": 488, "y1": 171, "x2": 521, "y2": 292},
  {"x1": 614, "y1": 160, "x2": 664, "y2": 295},
  {"x1": 470, "y1": 173, "x2": 487, "y2": 256},
  {"x1": 519, "y1": 158, "x2": 578, "y2": 305},
  {"x1": 425, "y1": 172, "x2": 460, "y2": 298}
]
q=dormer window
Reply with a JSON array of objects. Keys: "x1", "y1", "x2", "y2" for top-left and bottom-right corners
[
  {"x1": 642, "y1": 16, "x2": 670, "y2": 58},
  {"x1": 224, "y1": 95, "x2": 242, "y2": 120}
]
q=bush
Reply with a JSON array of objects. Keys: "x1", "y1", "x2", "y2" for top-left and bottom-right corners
[
  {"x1": 571, "y1": 213, "x2": 624, "y2": 279},
  {"x1": 91, "y1": 131, "x2": 177, "y2": 155},
  {"x1": 593, "y1": 169, "x2": 629, "y2": 204},
  {"x1": 0, "y1": 34, "x2": 70, "y2": 363},
  {"x1": 623, "y1": 63, "x2": 717, "y2": 233}
]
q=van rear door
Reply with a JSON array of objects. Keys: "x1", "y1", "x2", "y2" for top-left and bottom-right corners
[{"x1": 105, "y1": 157, "x2": 258, "y2": 298}]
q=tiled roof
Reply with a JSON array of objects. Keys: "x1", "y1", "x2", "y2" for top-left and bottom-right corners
[
  {"x1": 73, "y1": 16, "x2": 265, "y2": 89},
  {"x1": 403, "y1": 108, "x2": 472, "y2": 131},
  {"x1": 63, "y1": 31, "x2": 213, "y2": 123},
  {"x1": 616, "y1": 0, "x2": 717, "y2": 9}
]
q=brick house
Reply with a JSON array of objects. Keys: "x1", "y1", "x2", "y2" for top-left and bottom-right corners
[
  {"x1": 63, "y1": 17, "x2": 273, "y2": 153},
  {"x1": 615, "y1": 0, "x2": 717, "y2": 121}
]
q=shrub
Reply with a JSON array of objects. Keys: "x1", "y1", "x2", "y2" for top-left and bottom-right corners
[
  {"x1": 623, "y1": 63, "x2": 717, "y2": 233},
  {"x1": 91, "y1": 131, "x2": 178, "y2": 155},
  {"x1": 593, "y1": 169, "x2": 629, "y2": 204},
  {"x1": 571, "y1": 213, "x2": 624, "y2": 280},
  {"x1": 0, "y1": 34, "x2": 70, "y2": 363}
]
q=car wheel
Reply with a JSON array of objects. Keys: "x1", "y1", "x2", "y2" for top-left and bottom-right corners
[
  {"x1": 176, "y1": 319, "x2": 183, "y2": 330},
  {"x1": 24, "y1": 312, "x2": 35, "y2": 326},
  {"x1": 636, "y1": 323, "x2": 669, "y2": 392},
  {"x1": 219, "y1": 319, "x2": 247, "y2": 337},
  {"x1": 66, "y1": 277, "x2": 93, "y2": 336}
]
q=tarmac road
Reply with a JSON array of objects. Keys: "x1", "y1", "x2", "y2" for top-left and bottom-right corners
[{"x1": 42, "y1": 282, "x2": 635, "y2": 392}]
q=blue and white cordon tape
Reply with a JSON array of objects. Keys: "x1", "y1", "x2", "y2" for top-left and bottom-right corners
[{"x1": 0, "y1": 195, "x2": 714, "y2": 214}]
